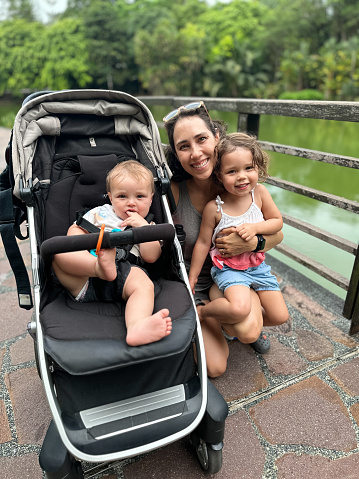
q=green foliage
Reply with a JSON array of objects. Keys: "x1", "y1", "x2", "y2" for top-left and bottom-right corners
[
  {"x1": 0, "y1": 0, "x2": 358, "y2": 100},
  {"x1": 279, "y1": 90, "x2": 324, "y2": 101},
  {"x1": 35, "y1": 18, "x2": 92, "y2": 90},
  {"x1": 0, "y1": 19, "x2": 45, "y2": 95}
]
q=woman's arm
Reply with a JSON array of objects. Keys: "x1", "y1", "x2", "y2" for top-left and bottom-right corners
[
  {"x1": 188, "y1": 202, "x2": 217, "y2": 292},
  {"x1": 215, "y1": 228, "x2": 283, "y2": 256}
]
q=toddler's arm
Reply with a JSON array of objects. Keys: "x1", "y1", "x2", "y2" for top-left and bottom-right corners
[{"x1": 237, "y1": 185, "x2": 283, "y2": 242}]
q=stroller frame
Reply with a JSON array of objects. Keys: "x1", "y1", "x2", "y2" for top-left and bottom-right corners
[{"x1": 4, "y1": 90, "x2": 228, "y2": 477}]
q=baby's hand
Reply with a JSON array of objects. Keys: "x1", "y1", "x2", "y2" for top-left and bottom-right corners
[
  {"x1": 236, "y1": 223, "x2": 257, "y2": 241},
  {"x1": 121, "y1": 211, "x2": 148, "y2": 228}
]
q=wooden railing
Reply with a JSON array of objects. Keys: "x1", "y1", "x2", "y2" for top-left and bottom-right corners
[{"x1": 139, "y1": 96, "x2": 359, "y2": 334}]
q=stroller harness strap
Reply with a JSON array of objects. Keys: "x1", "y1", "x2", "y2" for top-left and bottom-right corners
[
  {"x1": 0, "y1": 188, "x2": 33, "y2": 309},
  {"x1": 76, "y1": 213, "x2": 144, "y2": 266}
]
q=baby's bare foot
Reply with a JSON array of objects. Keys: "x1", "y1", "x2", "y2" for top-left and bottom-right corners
[
  {"x1": 95, "y1": 248, "x2": 117, "y2": 281},
  {"x1": 126, "y1": 309, "x2": 172, "y2": 346}
]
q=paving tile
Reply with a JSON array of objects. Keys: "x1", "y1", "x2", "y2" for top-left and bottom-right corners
[
  {"x1": 123, "y1": 411, "x2": 265, "y2": 479},
  {"x1": 296, "y1": 329, "x2": 334, "y2": 361},
  {"x1": 262, "y1": 337, "x2": 308, "y2": 376},
  {"x1": 0, "y1": 258, "x2": 13, "y2": 279},
  {"x1": 5, "y1": 367, "x2": 51, "y2": 445},
  {"x1": 276, "y1": 452, "x2": 359, "y2": 479},
  {"x1": 329, "y1": 357, "x2": 359, "y2": 396},
  {"x1": 282, "y1": 285, "x2": 357, "y2": 348},
  {"x1": 0, "y1": 399, "x2": 12, "y2": 443},
  {"x1": 211, "y1": 342, "x2": 268, "y2": 402},
  {"x1": 0, "y1": 348, "x2": 4, "y2": 395},
  {"x1": 10, "y1": 334, "x2": 35, "y2": 366},
  {"x1": 0, "y1": 453, "x2": 42, "y2": 479},
  {"x1": 0, "y1": 346, "x2": 4, "y2": 369},
  {"x1": 248, "y1": 376, "x2": 357, "y2": 452},
  {"x1": 122, "y1": 437, "x2": 206, "y2": 479},
  {"x1": 0, "y1": 291, "x2": 32, "y2": 341},
  {"x1": 264, "y1": 316, "x2": 293, "y2": 336},
  {"x1": 350, "y1": 402, "x2": 359, "y2": 426}
]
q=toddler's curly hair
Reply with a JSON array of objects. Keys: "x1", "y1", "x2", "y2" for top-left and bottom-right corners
[{"x1": 214, "y1": 132, "x2": 269, "y2": 183}]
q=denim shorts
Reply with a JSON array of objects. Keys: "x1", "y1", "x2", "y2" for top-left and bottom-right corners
[{"x1": 211, "y1": 261, "x2": 280, "y2": 293}]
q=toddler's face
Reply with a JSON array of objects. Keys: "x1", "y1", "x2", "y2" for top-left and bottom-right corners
[
  {"x1": 108, "y1": 176, "x2": 153, "y2": 220},
  {"x1": 218, "y1": 147, "x2": 258, "y2": 197}
]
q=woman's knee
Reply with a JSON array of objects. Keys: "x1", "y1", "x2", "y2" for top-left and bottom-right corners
[
  {"x1": 265, "y1": 307, "x2": 289, "y2": 326},
  {"x1": 207, "y1": 356, "x2": 228, "y2": 378},
  {"x1": 236, "y1": 323, "x2": 262, "y2": 344}
]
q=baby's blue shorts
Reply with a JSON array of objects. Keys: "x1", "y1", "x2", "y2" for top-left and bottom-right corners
[{"x1": 211, "y1": 261, "x2": 280, "y2": 293}]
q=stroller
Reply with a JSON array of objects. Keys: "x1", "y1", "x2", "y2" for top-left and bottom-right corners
[{"x1": 0, "y1": 90, "x2": 228, "y2": 478}]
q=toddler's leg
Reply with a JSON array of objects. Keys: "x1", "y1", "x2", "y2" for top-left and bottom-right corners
[
  {"x1": 53, "y1": 247, "x2": 117, "y2": 298},
  {"x1": 200, "y1": 285, "x2": 251, "y2": 324},
  {"x1": 122, "y1": 267, "x2": 172, "y2": 346}
]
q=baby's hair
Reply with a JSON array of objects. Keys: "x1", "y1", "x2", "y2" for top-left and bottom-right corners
[
  {"x1": 106, "y1": 160, "x2": 155, "y2": 193},
  {"x1": 215, "y1": 132, "x2": 269, "y2": 182}
]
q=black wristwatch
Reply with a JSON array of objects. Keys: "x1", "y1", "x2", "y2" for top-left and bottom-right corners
[{"x1": 252, "y1": 234, "x2": 266, "y2": 253}]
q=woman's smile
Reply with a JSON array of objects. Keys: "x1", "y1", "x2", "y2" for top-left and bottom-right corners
[{"x1": 191, "y1": 158, "x2": 210, "y2": 170}]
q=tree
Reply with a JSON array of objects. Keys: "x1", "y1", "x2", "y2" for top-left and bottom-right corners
[
  {"x1": 0, "y1": 19, "x2": 45, "y2": 95},
  {"x1": 80, "y1": 0, "x2": 134, "y2": 90},
  {"x1": 34, "y1": 17, "x2": 92, "y2": 90},
  {"x1": 6, "y1": 0, "x2": 36, "y2": 21}
]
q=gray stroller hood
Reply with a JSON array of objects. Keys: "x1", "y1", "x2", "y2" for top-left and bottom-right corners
[{"x1": 11, "y1": 89, "x2": 171, "y2": 200}]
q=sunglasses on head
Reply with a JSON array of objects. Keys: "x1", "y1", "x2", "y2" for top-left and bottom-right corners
[{"x1": 163, "y1": 101, "x2": 210, "y2": 123}]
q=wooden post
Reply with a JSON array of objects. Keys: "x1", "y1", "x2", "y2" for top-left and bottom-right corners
[
  {"x1": 237, "y1": 113, "x2": 260, "y2": 137},
  {"x1": 344, "y1": 245, "x2": 359, "y2": 335}
]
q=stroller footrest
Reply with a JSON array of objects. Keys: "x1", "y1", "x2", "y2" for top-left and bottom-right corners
[{"x1": 80, "y1": 385, "x2": 186, "y2": 440}]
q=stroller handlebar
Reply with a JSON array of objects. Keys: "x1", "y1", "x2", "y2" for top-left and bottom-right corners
[{"x1": 40, "y1": 224, "x2": 175, "y2": 263}]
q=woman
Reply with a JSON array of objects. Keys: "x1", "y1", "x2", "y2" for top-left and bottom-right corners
[{"x1": 164, "y1": 102, "x2": 285, "y2": 378}]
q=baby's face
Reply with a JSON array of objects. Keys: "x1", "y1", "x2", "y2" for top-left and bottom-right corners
[{"x1": 108, "y1": 176, "x2": 153, "y2": 220}]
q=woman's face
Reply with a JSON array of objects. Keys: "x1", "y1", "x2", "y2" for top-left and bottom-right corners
[{"x1": 172, "y1": 116, "x2": 219, "y2": 181}]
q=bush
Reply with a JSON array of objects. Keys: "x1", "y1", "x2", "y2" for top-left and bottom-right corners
[{"x1": 278, "y1": 89, "x2": 324, "y2": 100}]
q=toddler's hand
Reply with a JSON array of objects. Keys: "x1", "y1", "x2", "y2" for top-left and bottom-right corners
[{"x1": 236, "y1": 223, "x2": 257, "y2": 241}]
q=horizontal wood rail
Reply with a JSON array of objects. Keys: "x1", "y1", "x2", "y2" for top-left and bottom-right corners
[{"x1": 139, "y1": 96, "x2": 359, "y2": 334}]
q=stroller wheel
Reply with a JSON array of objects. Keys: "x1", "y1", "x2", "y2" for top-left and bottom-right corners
[{"x1": 192, "y1": 437, "x2": 223, "y2": 474}]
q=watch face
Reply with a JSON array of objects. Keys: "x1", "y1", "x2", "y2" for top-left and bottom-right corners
[{"x1": 258, "y1": 235, "x2": 265, "y2": 250}]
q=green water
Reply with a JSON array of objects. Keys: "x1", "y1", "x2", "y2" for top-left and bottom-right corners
[
  {"x1": 0, "y1": 101, "x2": 22, "y2": 128},
  {"x1": 1, "y1": 101, "x2": 358, "y2": 299}
]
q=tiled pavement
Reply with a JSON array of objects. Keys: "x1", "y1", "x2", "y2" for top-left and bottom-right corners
[{"x1": 1, "y1": 126, "x2": 359, "y2": 478}]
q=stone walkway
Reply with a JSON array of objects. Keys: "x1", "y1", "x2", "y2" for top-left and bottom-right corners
[{"x1": 1, "y1": 126, "x2": 359, "y2": 478}]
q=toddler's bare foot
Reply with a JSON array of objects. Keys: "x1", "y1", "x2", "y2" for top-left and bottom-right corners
[
  {"x1": 126, "y1": 309, "x2": 172, "y2": 346},
  {"x1": 95, "y1": 248, "x2": 117, "y2": 281}
]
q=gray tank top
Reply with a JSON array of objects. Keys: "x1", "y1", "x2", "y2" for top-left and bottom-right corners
[{"x1": 172, "y1": 181, "x2": 213, "y2": 291}]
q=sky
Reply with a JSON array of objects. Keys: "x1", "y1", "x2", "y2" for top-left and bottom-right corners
[
  {"x1": 34, "y1": 0, "x2": 68, "y2": 22},
  {"x1": 1, "y1": 0, "x2": 229, "y2": 23}
]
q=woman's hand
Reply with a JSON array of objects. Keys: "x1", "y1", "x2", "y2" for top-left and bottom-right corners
[
  {"x1": 215, "y1": 228, "x2": 283, "y2": 257},
  {"x1": 215, "y1": 227, "x2": 257, "y2": 256}
]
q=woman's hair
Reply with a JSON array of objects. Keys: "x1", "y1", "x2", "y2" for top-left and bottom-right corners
[
  {"x1": 106, "y1": 160, "x2": 155, "y2": 193},
  {"x1": 215, "y1": 132, "x2": 269, "y2": 182},
  {"x1": 164, "y1": 103, "x2": 227, "y2": 182}
]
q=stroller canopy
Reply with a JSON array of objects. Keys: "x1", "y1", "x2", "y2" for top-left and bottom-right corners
[{"x1": 11, "y1": 89, "x2": 170, "y2": 199}]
